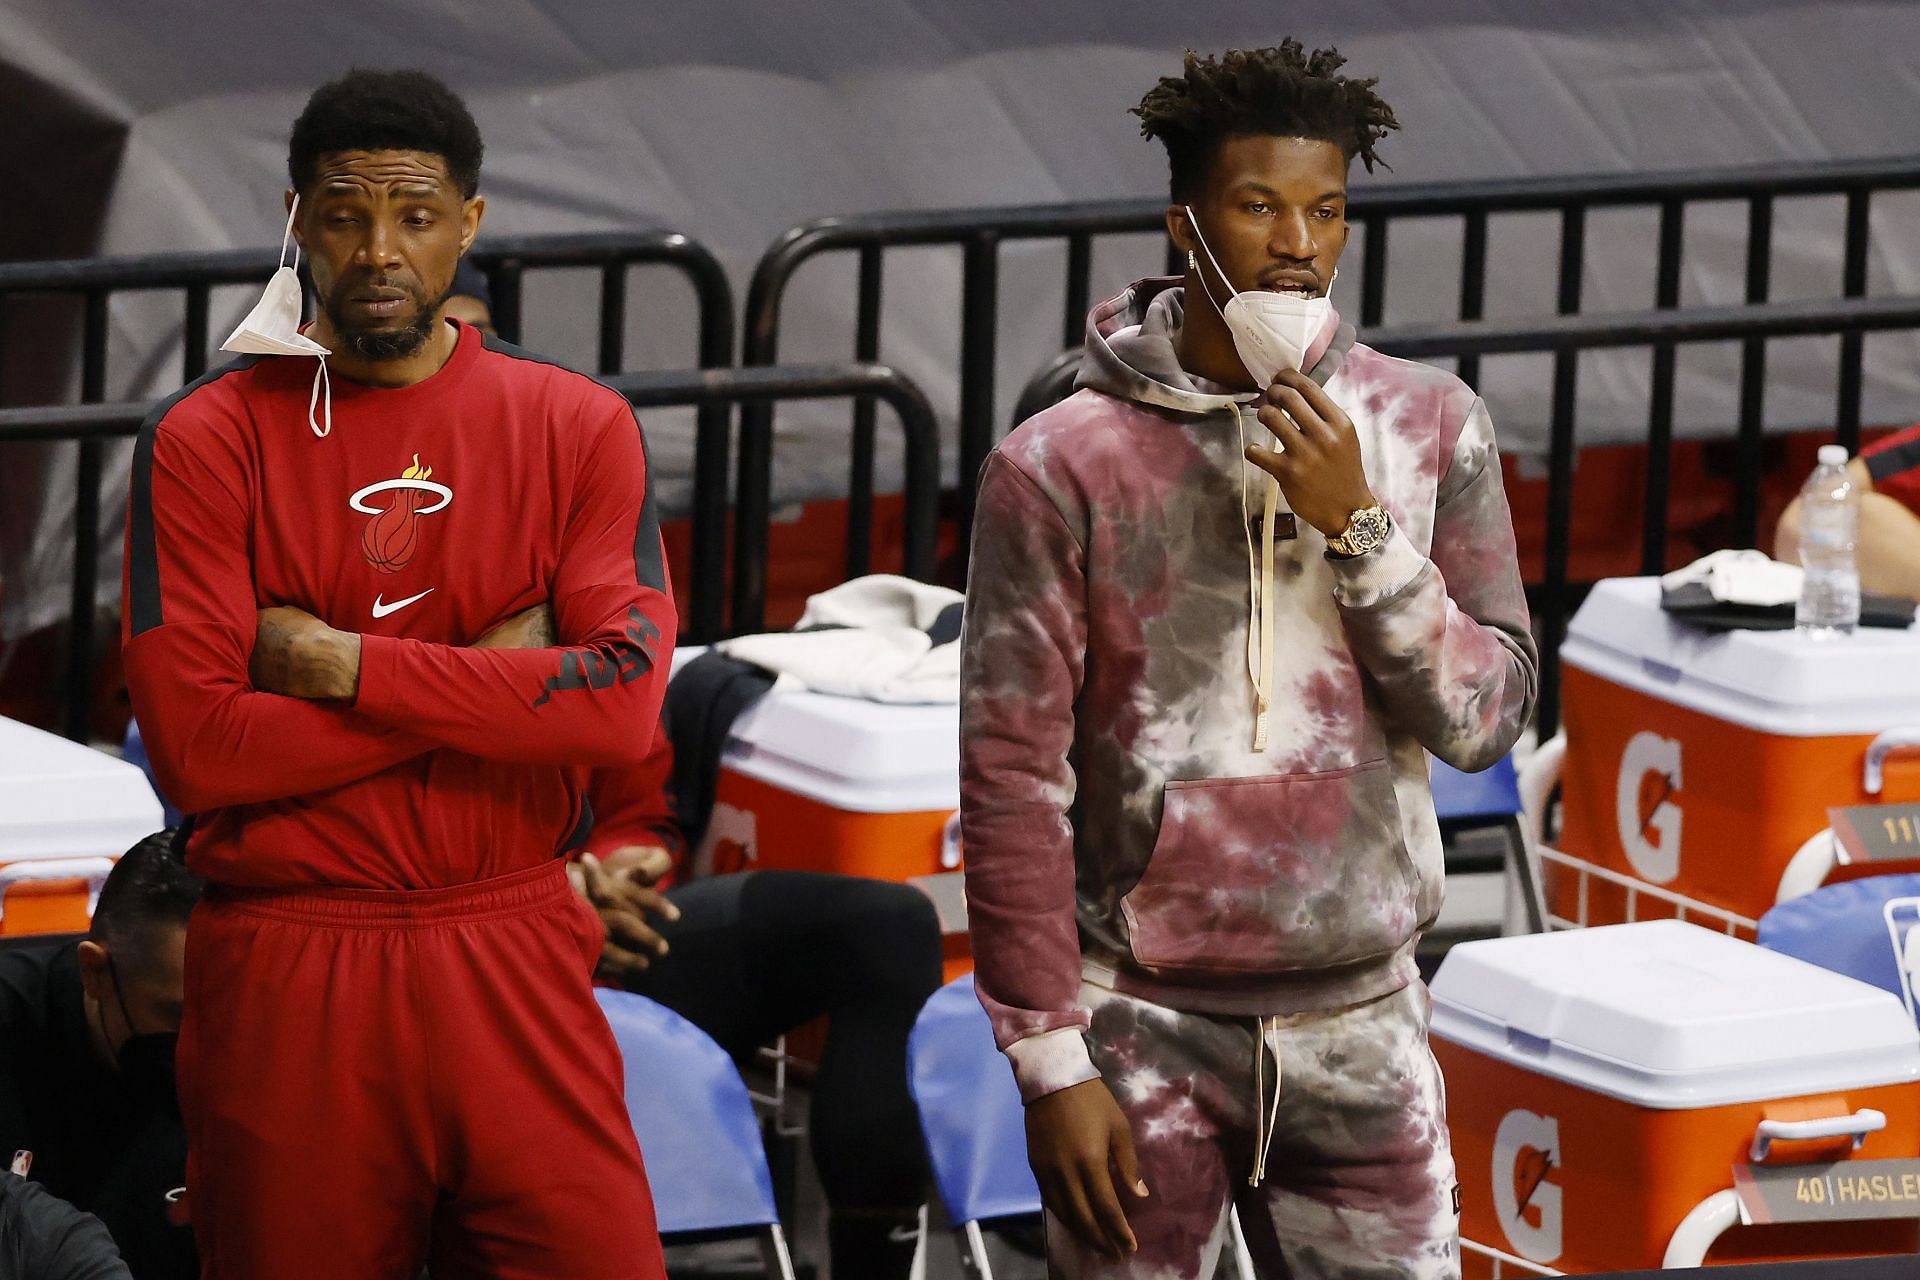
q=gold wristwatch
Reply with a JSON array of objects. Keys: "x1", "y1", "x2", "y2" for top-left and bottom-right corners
[{"x1": 1326, "y1": 504, "x2": 1392, "y2": 557}]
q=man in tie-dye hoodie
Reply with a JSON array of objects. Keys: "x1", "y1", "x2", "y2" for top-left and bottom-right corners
[{"x1": 960, "y1": 43, "x2": 1537, "y2": 1280}]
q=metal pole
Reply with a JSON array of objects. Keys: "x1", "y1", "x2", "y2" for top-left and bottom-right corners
[
  {"x1": 847, "y1": 245, "x2": 883, "y2": 580},
  {"x1": 1539, "y1": 206, "x2": 1586, "y2": 738},
  {"x1": 1064, "y1": 231, "x2": 1093, "y2": 353},
  {"x1": 1360, "y1": 215, "x2": 1388, "y2": 328},
  {"x1": 957, "y1": 232, "x2": 1001, "y2": 542},
  {"x1": 184, "y1": 284, "x2": 211, "y2": 380},
  {"x1": 1836, "y1": 188, "x2": 1871, "y2": 456},
  {"x1": 597, "y1": 261, "x2": 627, "y2": 376},
  {"x1": 1541, "y1": 350, "x2": 1579, "y2": 739},
  {"x1": 491, "y1": 261, "x2": 525, "y2": 346},
  {"x1": 681, "y1": 236, "x2": 738, "y2": 643},
  {"x1": 1456, "y1": 211, "x2": 1488, "y2": 389},
  {"x1": 1641, "y1": 199, "x2": 1685, "y2": 575},
  {"x1": 1734, "y1": 196, "x2": 1774, "y2": 548},
  {"x1": 66, "y1": 289, "x2": 110, "y2": 742}
]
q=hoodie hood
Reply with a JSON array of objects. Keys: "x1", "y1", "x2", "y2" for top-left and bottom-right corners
[{"x1": 1078, "y1": 276, "x2": 1355, "y2": 415}]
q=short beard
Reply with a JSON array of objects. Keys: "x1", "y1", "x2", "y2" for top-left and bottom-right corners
[{"x1": 321, "y1": 279, "x2": 451, "y2": 362}]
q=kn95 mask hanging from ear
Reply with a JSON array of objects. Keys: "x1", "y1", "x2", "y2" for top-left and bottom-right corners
[
  {"x1": 223, "y1": 194, "x2": 333, "y2": 437},
  {"x1": 1184, "y1": 205, "x2": 1334, "y2": 389}
]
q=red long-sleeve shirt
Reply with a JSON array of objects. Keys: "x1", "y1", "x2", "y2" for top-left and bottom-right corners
[
  {"x1": 575, "y1": 735, "x2": 688, "y2": 886},
  {"x1": 121, "y1": 321, "x2": 676, "y2": 889}
]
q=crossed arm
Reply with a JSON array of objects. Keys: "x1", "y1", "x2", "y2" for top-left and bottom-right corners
[
  {"x1": 248, "y1": 599, "x2": 552, "y2": 700},
  {"x1": 123, "y1": 403, "x2": 674, "y2": 814}
]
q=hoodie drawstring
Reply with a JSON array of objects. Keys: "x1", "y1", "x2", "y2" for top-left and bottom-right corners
[
  {"x1": 1232, "y1": 402, "x2": 1280, "y2": 752},
  {"x1": 1250, "y1": 1015, "x2": 1283, "y2": 1186}
]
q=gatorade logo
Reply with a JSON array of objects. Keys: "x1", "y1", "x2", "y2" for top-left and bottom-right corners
[
  {"x1": 695, "y1": 802, "x2": 758, "y2": 878},
  {"x1": 1616, "y1": 731, "x2": 1683, "y2": 884},
  {"x1": 1492, "y1": 1108, "x2": 1563, "y2": 1263}
]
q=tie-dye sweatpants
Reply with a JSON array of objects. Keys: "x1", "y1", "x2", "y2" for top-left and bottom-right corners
[{"x1": 1048, "y1": 979, "x2": 1460, "y2": 1280}]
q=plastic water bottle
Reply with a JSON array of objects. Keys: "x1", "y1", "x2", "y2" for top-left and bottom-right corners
[{"x1": 1795, "y1": 444, "x2": 1860, "y2": 639}]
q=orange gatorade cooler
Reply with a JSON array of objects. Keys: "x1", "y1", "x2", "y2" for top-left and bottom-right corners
[
  {"x1": 1554, "y1": 577, "x2": 1920, "y2": 936},
  {"x1": 689, "y1": 674, "x2": 970, "y2": 977},
  {"x1": 1433, "y1": 920, "x2": 1920, "y2": 1276},
  {"x1": 1, "y1": 716, "x2": 166, "y2": 936}
]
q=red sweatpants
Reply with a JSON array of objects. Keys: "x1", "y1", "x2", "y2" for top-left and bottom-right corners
[{"x1": 178, "y1": 860, "x2": 666, "y2": 1279}]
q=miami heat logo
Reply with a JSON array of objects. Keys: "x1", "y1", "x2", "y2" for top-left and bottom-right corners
[{"x1": 351, "y1": 454, "x2": 453, "y2": 574}]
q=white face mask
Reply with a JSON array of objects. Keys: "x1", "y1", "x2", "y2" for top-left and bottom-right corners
[
  {"x1": 1184, "y1": 205, "x2": 1334, "y2": 388},
  {"x1": 222, "y1": 195, "x2": 332, "y2": 437}
]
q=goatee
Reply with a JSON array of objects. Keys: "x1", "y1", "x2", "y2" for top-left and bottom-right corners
[{"x1": 322, "y1": 279, "x2": 451, "y2": 362}]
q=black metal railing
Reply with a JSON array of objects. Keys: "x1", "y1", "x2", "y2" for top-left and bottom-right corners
[
  {"x1": 738, "y1": 155, "x2": 1920, "y2": 630},
  {"x1": 1009, "y1": 294, "x2": 1920, "y2": 735},
  {"x1": 468, "y1": 234, "x2": 736, "y2": 640},
  {"x1": 1370, "y1": 293, "x2": 1920, "y2": 732},
  {"x1": 604, "y1": 363, "x2": 940, "y2": 642},
  {"x1": 0, "y1": 231, "x2": 738, "y2": 671},
  {"x1": 0, "y1": 363, "x2": 936, "y2": 743},
  {"x1": 0, "y1": 229, "x2": 734, "y2": 384}
]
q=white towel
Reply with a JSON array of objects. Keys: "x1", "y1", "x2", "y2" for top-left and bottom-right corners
[
  {"x1": 715, "y1": 575, "x2": 964, "y2": 703},
  {"x1": 1660, "y1": 548, "x2": 1804, "y2": 607}
]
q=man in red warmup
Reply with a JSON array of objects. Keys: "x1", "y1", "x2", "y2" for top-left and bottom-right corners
[{"x1": 120, "y1": 69, "x2": 673, "y2": 1278}]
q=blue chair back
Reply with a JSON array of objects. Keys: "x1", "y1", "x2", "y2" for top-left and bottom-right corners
[
  {"x1": 122, "y1": 720, "x2": 184, "y2": 828},
  {"x1": 907, "y1": 975, "x2": 1042, "y2": 1224},
  {"x1": 1757, "y1": 874, "x2": 1920, "y2": 1002},
  {"x1": 1430, "y1": 753, "x2": 1522, "y2": 823},
  {"x1": 594, "y1": 987, "x2": 780, "y2": 1234}
]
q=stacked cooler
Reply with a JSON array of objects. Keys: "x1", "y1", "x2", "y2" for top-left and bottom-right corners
[
  {"x1": 1552, "y1": 577, "x2": 1920, "y2": 935},
  {"x1": 1434, "y1": 921, "x2": 1920, "y2": 1275},
  {"x1": 0, "y1": 717, "x2": 164, "y2": 936},
  {"x1": 687, "y1": 674, "x2": 970, "y2": 979}
]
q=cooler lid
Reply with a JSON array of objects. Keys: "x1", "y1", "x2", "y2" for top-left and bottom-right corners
[
  {"x1": 1431, "y1": 920, "x2": 1920, "y2": 1109},
  {"x1": 1561, "y1": 577, "x2": 1920, "y2": 736},
  {"x1": 722, "y1": 689, "x2": 960, "y2": 814},
  {"x1": 0, "y1": 717, "x2": 166, "y2": 862}
]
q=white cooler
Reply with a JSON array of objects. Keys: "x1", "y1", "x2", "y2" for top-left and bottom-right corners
[
  {"x1": 0, "y1": 717, "x2": 165, "y2": 935},
  {"x1": 1551, "y1": 577, "x2": 1920, "y2": 935},
  {"x1": 672, "y1": 649, "x2": 970, "y2": 977},
  {"x1": 1433, "y1": 920, "x2": 1920, "y2": 1275}
]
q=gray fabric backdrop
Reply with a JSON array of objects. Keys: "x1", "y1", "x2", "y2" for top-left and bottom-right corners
[{"x1": 4, "y1": 0, "x2": 1920, "y2": 639}]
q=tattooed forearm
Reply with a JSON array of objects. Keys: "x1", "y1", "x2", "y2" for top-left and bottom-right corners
[{"x1": 252, "y1": 607, "x2": 361, "y2": 700}]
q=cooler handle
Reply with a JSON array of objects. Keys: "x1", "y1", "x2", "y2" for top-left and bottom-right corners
[
  {"x1": 0, "y1": 856, "x2": 117, "y2": 926},
  {"x1": 1749, "y1": 1108, "x2": 1886, "y2": 1161},
  {"x1": 1864, "y1": 728, "x2": 1920, "y2": 795}
]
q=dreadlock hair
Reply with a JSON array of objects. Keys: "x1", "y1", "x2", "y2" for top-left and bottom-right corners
[
  {"x1": 1132, "y1": 41, "x2": 1401, "y2": 201},
  {"x1": 289, "y1": 68, "x2": 484, "y2": 198}
]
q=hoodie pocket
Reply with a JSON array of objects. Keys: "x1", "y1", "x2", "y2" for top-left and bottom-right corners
[{"x1": 1121, "y1": 761, "x2": 1417, "y2": 974}]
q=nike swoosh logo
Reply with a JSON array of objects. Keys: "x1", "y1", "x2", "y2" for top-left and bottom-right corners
[{"x1": 371, "y1": 588, "x2": 435, "y2": 619}]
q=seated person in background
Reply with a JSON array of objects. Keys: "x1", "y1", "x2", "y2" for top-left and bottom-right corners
[
  {"x1": 0, "y1": 832, "x2": 200, "y2": 1279},
  {"x1": 1776, "y1": 425, "x2": 1920, "y2": 599},
  {"x1": 1, "y1": 1172, "x2": 131, "y2": 1280},
  {"x1": 442, "y1": 256, "x2": 498, "y2": 333},
  {"x1": 452, "y1": 269, "x2": 943, "y2": 1278},
  {"x1": 571, "y1": 727, "x2": 944, "y2": 1280}
]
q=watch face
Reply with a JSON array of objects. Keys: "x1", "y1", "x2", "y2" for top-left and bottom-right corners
[{"x1": 1344, "y1": 507, "x2": 1390, "y2": 553}]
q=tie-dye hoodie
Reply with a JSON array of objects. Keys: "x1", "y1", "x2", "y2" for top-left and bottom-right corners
[{"x1": 960, "y1": 278, "x2": 1538, "y2": 1102}]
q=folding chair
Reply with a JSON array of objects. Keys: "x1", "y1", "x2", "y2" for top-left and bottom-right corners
[
  {"x1": 594, "y1": 988, "x2": 797, "y2": 1279},
  {"x1": 1430, "y1": 752, "x2": 1547, "y2": 934},
  {"x1": 906, "y1": 975, "x2": 1040, "y2": 1278},
  {"x1": 1757, "y1": 873, "x2": 1920, "y2": 1010},
  {"x1": 908, "y1": 976, "x2": 1257, "y2": 1279},
  {"x1": 122, "y1": 719, "x2": 183, "y2": 827}
]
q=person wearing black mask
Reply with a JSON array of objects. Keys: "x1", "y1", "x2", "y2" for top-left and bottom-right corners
[{"x1": 0, "y1": 831, "x2": 202, "y2": 1278}]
